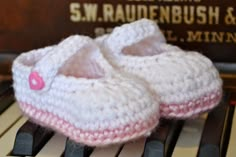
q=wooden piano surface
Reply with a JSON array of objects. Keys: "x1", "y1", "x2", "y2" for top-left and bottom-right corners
[{"x1": 0, "y1": 76, "x2": 236, "y2": 157}]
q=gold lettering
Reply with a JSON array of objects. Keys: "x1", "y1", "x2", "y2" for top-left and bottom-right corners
[
  {"x1": 226, "y1": 32, "x2": 236, "y2": 43},
  {"x1": 94, "y1": 28, "x2": 106, "y2": 37},
  {"x1": 165, "y1": 30, "x2": 178, "y2": 42},
  {"x1": 115, "y1": 4, "x2": 125, "y2": 22},
  {"x1": 103, "y1": 4, "x2": 114, "y2": 22},
  {"x1": 225, "y1": 7, "x2": 236, "y2": 25},
  {"x1": 106, "y1": 28, "x2": 113, "y2": 33},
  {"x1": 203, "y1": 31, "x2": 210, "y2": 43},
  {"x1": 172, "y1": 6, "x2": 182, "y2": 24},
  {"x1": 211, "y1": 32, "x2": 224, "y2": 43},
  {"x1": 197, "y1": 6, "x2": 207, "y2": 24},
  {"x1": 159, "y1": 6, "x2": 170, "y2": 24},
  {"x1": 70, "y1": 3, "x2": 81, "y2": 22},
  {"x1": 137, "y1": 5, "x2": 148, "y2": 19},
  {"x1": 83, "y1": 3, "x2": 98, "y2": 22},
  {"x1": 149, "y1": 5, "x2": 158, "y2": 21},
  {"x1": 187, "y1": 31, "x2": 202, "y2": 42},
  {"x1": 184, "y1": 6, "x2": 194, "y2": 25},
  {"x1": 94, "y1": 27, "x2": 113, "y2": 37},
  {"x1": 70, "y1": 3, "x2": 221, "y2": 25},
  {"x1": 126, "y1": 5, "x2": 136, "y2": 22},
  {"x1": 187, "y1": 31, "x2": 236, "y2": 43},
  {"x1": 209, "y1": 7, "x2": 220, "y2": 24}
]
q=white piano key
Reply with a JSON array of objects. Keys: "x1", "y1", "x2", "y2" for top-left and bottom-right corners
[
  {"x1": 90, "y1": 144, "x2": 122, "y2": 157},
  {"x1": 172, "y1": 114, "x2": 208, "y2": 157},
  {"x1": 35, "y1": 133, "x2": 66, "y2": 157},
  {"x1": 0, "y1": 117, "x2": 28, "y2": 156},
  {"x1": 0, "y1": 102, "x2": 22, "y2": 137},
  {"x1": 226, "y1": 107, "x2": 236, "y2": 157},
  {"x1": 118, "y1": 138, "x2": 146, "y2": 157}
]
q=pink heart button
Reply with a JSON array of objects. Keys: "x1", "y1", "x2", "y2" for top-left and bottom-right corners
[{"x1": 29, "y1": 71, "x2": 45, "y2": 90}]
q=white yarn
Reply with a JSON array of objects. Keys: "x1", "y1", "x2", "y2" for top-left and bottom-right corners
[
  {"x1": 103, "y1": 19, "x2": 166, "y2": 55},
  {"x1": 99, "y1": 19, "x2": 222, "y2": 106},
  {"x1": 12, "y1": 35, "x2": 160, "y2": 139}
]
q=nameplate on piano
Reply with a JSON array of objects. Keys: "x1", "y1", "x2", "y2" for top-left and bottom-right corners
[{"x1": 0, "y1": 0, "x2": 236, "y2": 62}]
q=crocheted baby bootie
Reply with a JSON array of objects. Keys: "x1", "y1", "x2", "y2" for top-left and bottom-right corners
[
  {"x1": 12, "y1": 35, "x2": 160, "y2": 146},
  {"x1": 98, "y1": 19, "x2": 223, "y2": 119}
]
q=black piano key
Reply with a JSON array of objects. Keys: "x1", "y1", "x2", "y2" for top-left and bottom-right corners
[
  {"x1": 221, "y1": 104, "x2": 235, "y2": 157},
  {"x1": 63, "y1": 138, "x2": 94, "y2": 157},
  {"x1": 143, "y1": 119, "x2": 184, "y2": 157},
  {"x1": 0, "y1": 79, "x2": 12, "y2": 96},
  {"x1": 12, "y1": 121, "x2": 54, "y2": 156},
  {"x1": 0, "y1": 87, "x2": 14, "y2": 114},
  {"x1": 197, "y1": 93, "x2": 234, "y2": 157}
]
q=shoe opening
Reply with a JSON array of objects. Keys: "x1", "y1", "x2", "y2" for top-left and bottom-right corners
[
  {"x1": 58, "y1": 44, "x2": 105, "y2": 79},
  {"x1": 122, "y1": 35, "x2": 167, "y2": 56}
]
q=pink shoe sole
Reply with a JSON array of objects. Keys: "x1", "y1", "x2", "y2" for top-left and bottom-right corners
[
  {"x1": 160, "y1": 90, "x2": 222, "y2": 119},
  {"x1": 19, "y1": 102, "x2": 160, "y2": 146}
]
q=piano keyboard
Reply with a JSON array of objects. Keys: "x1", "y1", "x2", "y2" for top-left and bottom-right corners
[{"x1": 0, "y1": 82, "x2": 236, "y2": 157}]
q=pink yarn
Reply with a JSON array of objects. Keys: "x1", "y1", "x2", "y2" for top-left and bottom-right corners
[
  {"x1": 18, "y1": 102, "x2": 159, "y2": 146},
  {"x1": 160, "y1": 90, "x2": 222, "y2": 119}
]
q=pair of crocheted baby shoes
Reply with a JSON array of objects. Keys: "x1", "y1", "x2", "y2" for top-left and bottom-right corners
[{"x1": 12, "y1": 19, "x2": 222, "y2": 146}]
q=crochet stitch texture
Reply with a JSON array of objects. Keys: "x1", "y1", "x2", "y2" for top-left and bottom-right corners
[
  {"x1": 98, "y1": 19, "x2": 223, "y2": 119},
  {"x1": 12, "y1": 35, "x2": 160, "y2": 146}
]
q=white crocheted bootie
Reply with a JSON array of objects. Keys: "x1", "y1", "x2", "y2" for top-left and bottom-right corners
[
  {"x1": 12, "y1": 35, "x2": 160, "y2": 146},
  {"x1": 97, "y1": 19, "x2": 223, "y2": 119}
]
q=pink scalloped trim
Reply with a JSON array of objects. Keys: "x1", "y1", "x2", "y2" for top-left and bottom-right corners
[
  {"x1": 18, "y1": 102, "x2": 159, "y2": 146},
  {"x1": 160, "y1": 90, "x2": 222, "y2": 119}
]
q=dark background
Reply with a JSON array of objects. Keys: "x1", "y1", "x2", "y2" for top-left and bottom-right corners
[{"x1": 0, "y1": 0, "x2": 236, "y2": 62}]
